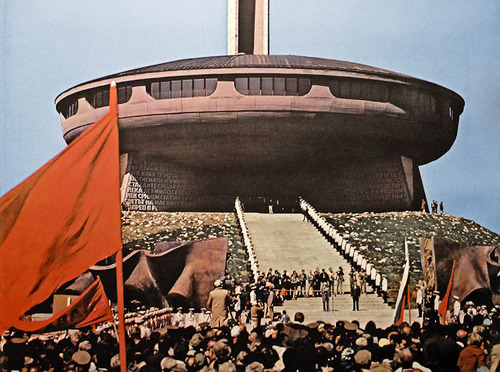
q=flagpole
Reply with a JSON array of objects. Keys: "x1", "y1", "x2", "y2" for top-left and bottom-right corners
[
  {"x1": 108, "y1": 80, "x2": 127, "y2": 372},
  {"x1": 407, "y1": 283, "x2": 411, "y2": 324},
  {"x1": 116, "y1": 247, "x2": 127, "y2": 372}
]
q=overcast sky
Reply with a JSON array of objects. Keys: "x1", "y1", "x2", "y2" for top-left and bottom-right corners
[{"x1": 1, "y1": 0, "x2": 499, "y2": 232}]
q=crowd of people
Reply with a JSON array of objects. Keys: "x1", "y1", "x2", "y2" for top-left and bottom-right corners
[
  {"x1": 2, "y1": 270, "x2": 500, "y2": 371},
  {"x1": 2, "y1": 303, "x2": 499, "y2": 371}
]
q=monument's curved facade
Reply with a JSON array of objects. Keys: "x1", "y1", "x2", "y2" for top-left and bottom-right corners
[{"x1": 55, "y1": 54, "x2": 464, "y2": 213}]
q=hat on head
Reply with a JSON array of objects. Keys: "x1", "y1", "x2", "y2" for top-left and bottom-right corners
[
  {"x1": 190, "y1": 333, "x2": 204, "y2": 347},
  {"x1": 78, "y1": 340, "x2": 92, "y2": 351},
  {"x1": 344, "y1": 321, "x2": 358, "y2": 331},
  {"x1": 453, "y1": 295, "x2": 459, "y2": 300},
  {"x1": 214, "y1": 279, "x2": 222, "y2": 287},
  {"x1": 354, "y1": 349, "x2": 372, "y2": 365},
  {"x1": 160, "y1": 357, "x2": 178, "y2": 370},
  {"x1": 378, "y1": 338, "x2": 390, "y2": 347},
  {"x1": 194, "y1": 352, "x2": 206, "y2": 367},
  {"x1": 230, "y1": 325, "x2": 241, "y2": 338},
  {"x1": 72, "y1": 350, "x2": 91, "y2": 366},
  {"x1": 355, "y1": 337, "x2": 368, "y2": 347}
]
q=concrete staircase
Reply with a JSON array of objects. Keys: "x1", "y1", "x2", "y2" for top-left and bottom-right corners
[{"x1": 244, "y1": 213, "x2": 417, "y2": 328}]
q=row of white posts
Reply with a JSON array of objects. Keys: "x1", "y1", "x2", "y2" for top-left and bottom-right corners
[
  {"x1": 298, "y1": 198, "x2": 387, "y2": 293},
  {"x1": 235, "y1": 197, "x2": 260, "y2": 281}
]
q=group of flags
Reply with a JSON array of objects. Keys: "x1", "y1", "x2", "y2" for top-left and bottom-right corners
[
  {"x1": 393, "y1": 239, "x2": 456, "y2": 325},
  {"x1": 0, "y1": 83, "x2": 121, "y2": 334}
]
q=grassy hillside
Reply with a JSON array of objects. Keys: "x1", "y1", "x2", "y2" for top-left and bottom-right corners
[{"x1": 324, "y1": 211, "x2": 500, "y2": 289}]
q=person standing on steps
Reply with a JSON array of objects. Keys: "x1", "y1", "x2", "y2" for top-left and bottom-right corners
[
  {"x1": 351, "y1": 280, "x2": 361, "y2": 311},
  {"x1": 336, "y1": 266, "x2": 344, "y2": 294},
  {"x1": 321, "y1": 282, "x2": 331, "y2": 312}
]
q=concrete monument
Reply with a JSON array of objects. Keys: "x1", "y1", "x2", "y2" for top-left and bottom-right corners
[{"x1": 55, "y1": 1, "x2": 464, "y2": 213}]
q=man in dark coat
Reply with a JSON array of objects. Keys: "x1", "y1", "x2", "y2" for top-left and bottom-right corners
[{"x1": 351, "y1": 281, "x2": 361, "y2": 311}]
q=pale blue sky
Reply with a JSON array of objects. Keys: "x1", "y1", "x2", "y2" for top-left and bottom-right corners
[{"x1": 1, "y1": 0, "x2": 499, "y2": 232}]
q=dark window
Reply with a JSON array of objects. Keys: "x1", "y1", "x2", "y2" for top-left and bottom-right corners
[
  {"x1": 298, "y1": 78, "x2": 311, "y2": 96},
  {"x1": 88, "y1": 85, "x2": 132, "y2": 108},
  {"x1": 329, "y1": 80, "x2": 340, "y2": 97},
  {"x1": 151, "y1": 82, "x2": 160, "y2": 99},
  {"x1": 286, "y1": 78, "x2": 298, "y2": 96},
  {"x1": 274, "y1": 77, "x2": 285, "y2": 96},
  {"x1": 182, "y1": 79, "x2": 193, "y2": 98},
  {"x1": 193, "y1": 79, "x2": 205, "y2": 97},
  {"x1": 68, "y1": 101, "x2": 78, "y2": 117},
  {"x1": 160, "y1": 81, "x2": 170, "y2": 99},
  {"x1": 330, "y1": 79, "x2": 389, "y2": 102},
  {"x1": 234, "y1": 76, "x2": 311, "y2": 96},
  {"x1": 249, "y1": 77, "x2": 261, "y2": 95},
  {"x1": 261, "y1": 77, "x2": 273, "y2": 95},
  {"x1": 58, "y1": 99, "x2": 79, "y2": 119},
  {"x1": 235, "y1": 78, "x2": 248, "y2": 95},
  {"x1": 148, "y1": 78, "x2": 217, "y2": 99},
  {"x1": 117, "y1": 86, "x2": 132, "y2": 103},
  {"x1": 206, "y1": 78, "x2": 217, "y2": 95},
  {"x1": 351, "y1": 81, "x2": 362, "y2": 99},
  {"x1": 339, "y1": 80, "x2": 350, "y2": 98},
  {"x1": 171, "y1": 80, "x2": 182, "y2": 98}
]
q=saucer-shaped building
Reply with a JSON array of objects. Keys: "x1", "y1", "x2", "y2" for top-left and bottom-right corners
[{"x1": 55, "y1": 3, "x2": 464, "y2": 213}]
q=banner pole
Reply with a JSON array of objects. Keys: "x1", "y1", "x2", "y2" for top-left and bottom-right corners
[
  {"x1": 407, "y1": 283, "x2": 411, "y2": 324},
  {"x1": 116, "y1": 247, "x2": 127, "y2": 372}
]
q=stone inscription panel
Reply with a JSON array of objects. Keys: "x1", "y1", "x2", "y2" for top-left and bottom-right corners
[{"x1": 124, "y1": 154, "x2": 417, "y2": 212}]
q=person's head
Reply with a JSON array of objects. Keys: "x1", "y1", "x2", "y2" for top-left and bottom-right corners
[
  {"x1": 399, "y1": 348, "x2": 414, "y2": 369},
  {"x1": 467, "y1": 332, "x2": 482, "y2": 347},
  {"x1": 354, "y1": 349, "x2": 372, "y2": 369},
  {"x1": 294, "y1": 312, "x2": 305, "y2": 323},
  {"x1": 245, "y1": 361, "x2": 264, "y2": 372}
]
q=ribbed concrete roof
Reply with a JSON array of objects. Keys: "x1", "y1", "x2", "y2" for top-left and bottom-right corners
[{"x1": 84, "y1": 54, "x2": 409, "y2": 83}]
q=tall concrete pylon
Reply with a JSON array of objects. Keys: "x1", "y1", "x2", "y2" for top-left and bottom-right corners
[{"x1": 228, "y1": 0, "x2": 269, "y2": 55}]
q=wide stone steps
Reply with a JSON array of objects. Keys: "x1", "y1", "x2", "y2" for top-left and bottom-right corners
[
  {"x1": 273, "y1": 293, "x2": 402, "y2": 329},
  {"x1": 244, "y1": 213, "x2": 417, "y2": 328}
]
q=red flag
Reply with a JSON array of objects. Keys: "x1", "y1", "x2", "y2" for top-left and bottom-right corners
[
  {"x1": 438, "y1": 260, "x2": 456, "y2": 325},
  {"x1": 12, "y1": 277, "x2": 113, "y2": 333},
  {"x1": 0, "y1": 83, "x2": 121, "y2": 333}
]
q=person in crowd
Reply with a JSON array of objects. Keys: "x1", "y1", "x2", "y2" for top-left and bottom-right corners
[
  {"x1": 457, "y1": 332, "x2": 486, "y2": 371},
  {"x1": 351, "y1": 280, "x2": 361, "y2": 311},
  {"x1": 207, "y1": 279, "x2": 231, "y2": 328},
  {"x1": 421, "y1": 198, "x2": 427, "y2": 212},
  {"x1": 336, "y1": 266, "x2": 344, "y2": 294},
  {"x1": 250, "y1": 300, "x2": 264, "y2": 329},
  {"x1": 359, "y1": 268, "x2": 367, "y2": 294},
  {"x1": 321, "y1": 281, "x2": 331, "y2": 312},
  {"x1": 306, "y1": 269, "x2": 314, "y2": 297},
  {"x1": 381, "y1": 274, "x2": 388, "y2": 303}
]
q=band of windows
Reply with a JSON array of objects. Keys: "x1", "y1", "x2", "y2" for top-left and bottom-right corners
[
  {"x1": 57, "y1": 76, "x2": 447, "y2": 119},
  {"x1": 234, "y1": 76, "x2": 311, "y2": 96},
  {"x1": 329, "y1": 79, "x2": 389, "y2": 103},
  {"x1": 147, "y1": 78, "x2": 217, "y2": 99},
  {"x1": 59, "y1": 100, "x2": 78, "y2": 119},
  {"x1": 88, "y1": 86, "x2": 132, "y2": 109}
]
